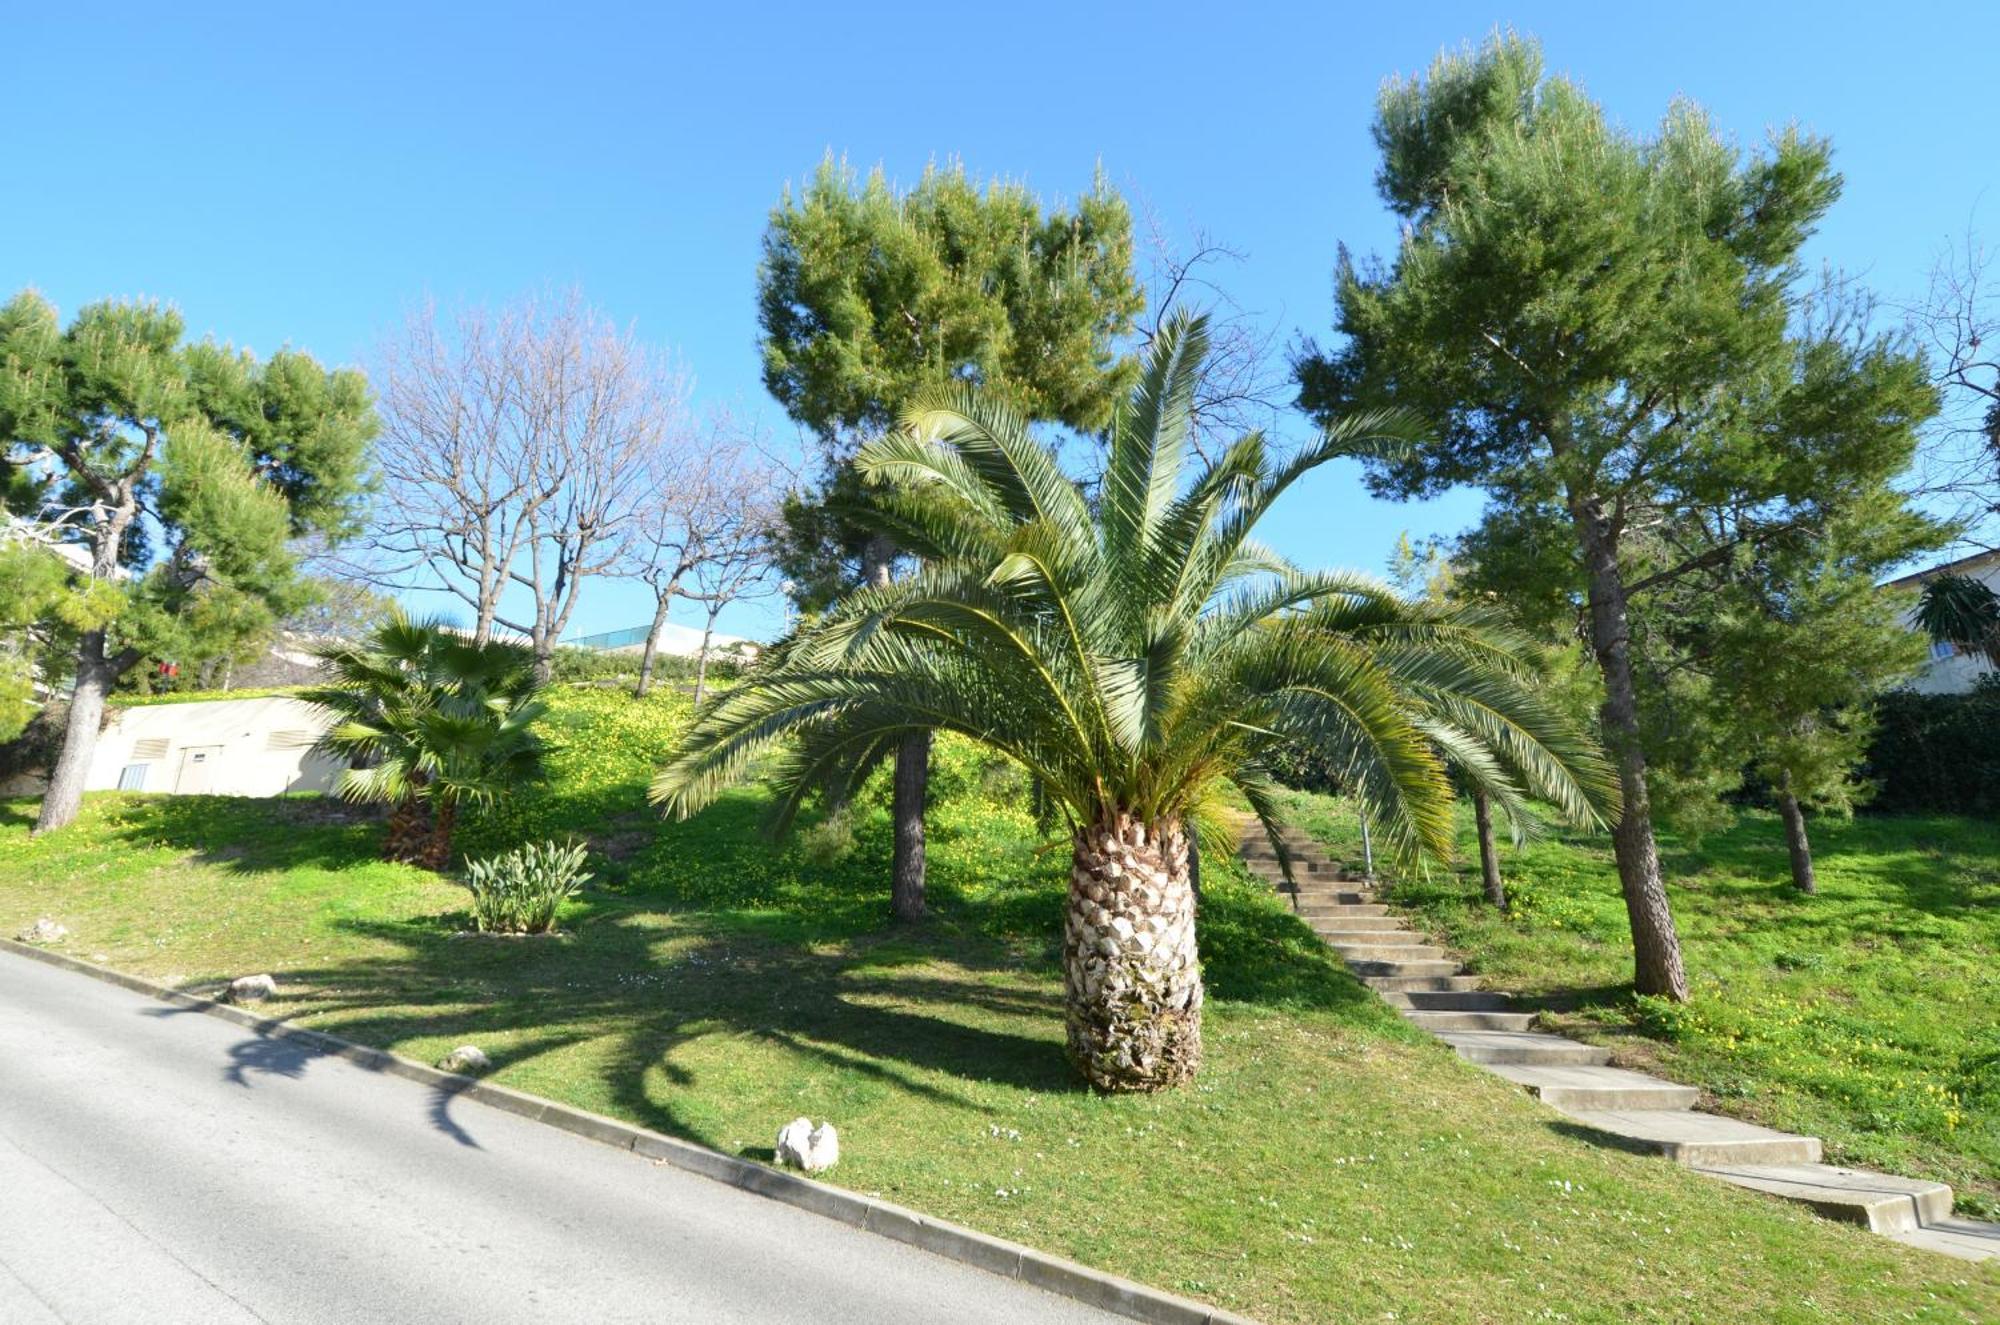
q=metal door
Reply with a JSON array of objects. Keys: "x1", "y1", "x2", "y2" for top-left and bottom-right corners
[{"x1": 174, "y1": 745, "x2": 224, "y2": 794}]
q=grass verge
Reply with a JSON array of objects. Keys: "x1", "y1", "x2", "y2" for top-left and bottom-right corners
[
  {"x1": 1, "y1": 691, "x2": 1993, "y2": 1322},
  {"x1": 1281, "y1": 790, "x2": 2000, "y2": 1219}
]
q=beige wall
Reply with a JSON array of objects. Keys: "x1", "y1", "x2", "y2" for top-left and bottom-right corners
[
  {"x1": 85, "y1": 696, "x2": 345, "y2": 798},
  {"x1": 1901, "y1": 556, "x2": 2000, "y2": 696}
]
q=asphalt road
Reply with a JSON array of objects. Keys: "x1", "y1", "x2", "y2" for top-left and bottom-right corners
[{"x1": 0, "y1": 952, "x2": 1115, "y2": 1324}]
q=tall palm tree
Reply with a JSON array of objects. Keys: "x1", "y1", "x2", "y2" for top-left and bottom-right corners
[
  {"x1": 653, "y1": 316, "x2": 1615, "y2": 1092},
  {"x1": 1914, "y1": 572, "x2": 2000, "y2": 669},
  {"x1": 304, "y1": 611, "x2": 549, "y2": 869}
]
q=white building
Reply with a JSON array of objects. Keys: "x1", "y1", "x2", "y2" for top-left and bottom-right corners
[
  {"x1": 1886, "y1": 549, "x2": 2000, "y2": 695},
  {"x1": 82, "y1": 695, "x2": 344, "y2": 797},
  {"x1": 567, "y1": 620, "x2": 756, "y2": 658}
]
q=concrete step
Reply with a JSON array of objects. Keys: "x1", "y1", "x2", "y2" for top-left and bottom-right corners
[
  {"x1": 1439, "y1": 1031, "x2": 1613, "y2": 1067},
  {"x1": 1885, "y1": 1217, "x2": 2000, "y2": 1263},
  {"x1": 1285, "y1": 891, "x2": 1377, "y2": 907},
  {"x1": 1379, "y1": 990, "x2": 1515, "y2": 1011},
  {"x1": 1297, "y1": 913, "x2": 1403, "y2": 931},
  {"x1": 1346, "y1": 958, "x2": 1463, "y2": 978},
  {"x1": 1556, "y1": 1108, "x2": 1823, "y2": 1167},
  {"x1": 1241, "y1": 854, "x2": 1341, "y2": 872},
  {"x1": 1362, "y1": 974, "x2": 1484, "y2": 993},
  {"x1": 1489, "y1": 1063, "x2": 1701, "y2": 1111},
  {"x1": 1692, "y1": 1163, "x2": 1955, "y2": 1235},
  {"x1": 1401, "y1": 1009, "x2": 1538, "y2": 1033},
  {"x1": 1291, "y1": 901, "x2": 1387, "y2": 915},
  {"x1": 1312, "y1": 924, "x2": 1421, "y2": 944},
  {"x1": 1328, "y1": 942, "x2": 1448, "y2": 961}
]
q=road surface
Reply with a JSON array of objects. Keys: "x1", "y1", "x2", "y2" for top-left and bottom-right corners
[{"x1": 0, "y1": 951, "x2": 1115, "y2": 1324}]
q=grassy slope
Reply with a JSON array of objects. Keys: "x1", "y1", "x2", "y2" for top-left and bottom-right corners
[
  {"x1": 1, "y1": 690, "x2": 1992, "y2": 1323},
  {"x1": 1281, "y1": 791, "x2": 2000, "y2": 1219}
]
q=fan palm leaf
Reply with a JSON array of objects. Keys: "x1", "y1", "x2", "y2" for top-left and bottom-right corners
[{"x1": 303, "y1": 610, "x2": 549, "y2": 868}]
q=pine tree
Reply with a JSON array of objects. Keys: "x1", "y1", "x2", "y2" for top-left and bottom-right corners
[
  {"x1": 0, "y1": 292, "x2": 375, "y2": 833},
  {"x1": 757, "y1": 158, "x2": 1145, "y2": 921},
  {"x1": 1296, "y1": 35, "x2": 1936, "y2": 997}
]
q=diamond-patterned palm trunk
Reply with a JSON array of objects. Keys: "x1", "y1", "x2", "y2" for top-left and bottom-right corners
[{"x1": 1065, "y1": 813, "x2": 1203, "y2": 1091}]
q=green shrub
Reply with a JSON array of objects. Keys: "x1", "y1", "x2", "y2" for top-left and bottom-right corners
[
  {"x1": 1863, "y1": 681, "x2": 2000, "y2": 815},
  {"x1": 462, "y1": 839, "x2": 592, "y2": 933}
]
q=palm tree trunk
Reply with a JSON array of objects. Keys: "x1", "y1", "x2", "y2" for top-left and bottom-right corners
[
  {"x1": 891, "y1": 730, "x2": 929, "y2": 921},
  {"x1": 384, "y1": 796, "x2": 432, "y2": 865},
  {"x1": 1778, "y1": 772, "x2": 1817, "y2": 895},
  {"x1": 1472, "y1": 786, "x2": 1506, "y2": 909},
  {"x1": 1065, "y1": 813, "x2": 1203, "y2": 1092},
  {"x1": 421, "y1": 800, "x2": 458, "y2": 872}
]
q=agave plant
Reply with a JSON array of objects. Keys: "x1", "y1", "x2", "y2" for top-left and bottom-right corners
[
  {"x1": 305, "y1": 611, "x2": 549, "y2": 869},
  {"x1": 653, "y1": 315, "x2": 1614, "y2": 1091}
]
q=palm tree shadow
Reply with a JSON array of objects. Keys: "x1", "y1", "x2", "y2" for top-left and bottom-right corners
[{"x1": 240, "y1": 905, "x2": 1093, "y2": 1156}]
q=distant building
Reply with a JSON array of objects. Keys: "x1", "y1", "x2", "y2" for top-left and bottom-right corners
[
  {"x1": 81, "y1": 695, "x2": 343, "y2": 798},
  {"x1": 1885, "y1": 548, "x2": 2000, "y2": 695},
  {"x1": 568, "y1": 620, "x2": 756, "y2": 659}
]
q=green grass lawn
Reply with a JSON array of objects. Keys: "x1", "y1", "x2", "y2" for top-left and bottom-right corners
[
  {"x1": 1281, "y1": 791, "x2": 2000, "y2": 1220},
  {"x1": 2, "y1": 688, "x2": 1994, "y2": 1323}
]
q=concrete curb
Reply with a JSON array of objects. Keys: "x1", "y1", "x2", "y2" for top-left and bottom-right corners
[{"x1": 0, "y1": 938, "x2": 1256, "y2": 1325}]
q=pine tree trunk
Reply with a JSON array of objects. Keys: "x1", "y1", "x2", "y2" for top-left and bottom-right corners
[
  {"x1": 32, "y1": 631, "x2": 117, "y2": 836},
  {"x1": 1065, "y1": 813, "x2": 1203, "y2": 1092},
  {"x1": 1573, "y1": 499, "x2": 1690, "y2": 1001},
  {"x1": 864, "y1": 535, "x2": 930, "y2": 925},
  {"x1": 1472, "y1": 786, "x2": 1506, "y2": 909},
  {"x1": 891, "y1": 730, "x2": 930, "y2": 921},
  {"x1": 1778, "y1": 774, "x2": 1817, "y2": 895},
  {"x1": 634, "y1": 594, "x2": 674, "y2": 698}
]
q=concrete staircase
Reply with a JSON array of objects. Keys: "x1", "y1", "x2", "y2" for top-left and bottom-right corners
[{"x1": 1238, "y1": 828, "x2": 1999, "y2": 1263}]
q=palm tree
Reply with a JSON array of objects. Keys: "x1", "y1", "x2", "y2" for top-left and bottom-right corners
[
  {"x1": 653, "y1": 316, "x2": 1614, "y2": 1092},
  {"x1": 304, "y1": 611, "x2": 549, "y2": 869},
  {"x1": 1914, "y1": 572, "x2": 2000, "y2": 669}
]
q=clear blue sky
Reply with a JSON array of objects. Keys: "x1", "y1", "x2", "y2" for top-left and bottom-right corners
[{"x1": 9, "y1": 2, "x2": 1995, "y2": 640}]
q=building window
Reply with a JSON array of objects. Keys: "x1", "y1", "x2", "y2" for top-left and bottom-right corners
[
  {"x1": 117, "y1": 764, "x2": 149, "y2": 791},
  {"x1": 1930, "y1": 639, "x2": 1958, "y2": 662}
]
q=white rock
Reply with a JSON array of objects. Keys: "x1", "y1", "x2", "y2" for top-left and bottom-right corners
[
  {"x1": 775, "y1": 1117, "x2": 840, "y2": 1172},
  {"x1": 438, "y1": 1045, "x2": 491, "y2": 1074},
  {"x1": 226, "y1": 974, "x2": 278, "y2": 1004},
  {"x1": 17, "y1": 917, "x2": 68, "y2": 945}
]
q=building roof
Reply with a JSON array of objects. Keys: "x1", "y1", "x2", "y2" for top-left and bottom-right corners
[{"x1": 1883, "y1": 547, "x2": 2000, "y2": 589}]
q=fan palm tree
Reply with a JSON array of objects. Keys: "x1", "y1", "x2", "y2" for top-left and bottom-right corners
[
  {"x1": 1914, "y1": 572, "x2": 2000, "y2": 669},
  {"x1": 653, "y1": 315, "x2": 1615, "y2": 1092},
  {"x1": 304, "y1": 611, "x2": 550, "y2": 869}
]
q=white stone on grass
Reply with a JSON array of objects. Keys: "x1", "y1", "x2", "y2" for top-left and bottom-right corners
[
  {"x1": 226, "y1": 974, "x2": 278, "y2": 1004},
  {"x1": 17, "y1": 918, "x2": 68, "y2": 945},
  {"x1": 775, "y1": 1117, "x2": 840, "y2": 1172},
  {"x1": 438, "y1": 1045, "x2": 491, "y2": 1074}
]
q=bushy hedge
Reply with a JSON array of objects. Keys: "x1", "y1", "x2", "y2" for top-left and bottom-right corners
[{"x1": 1863, "y1": 681, "x2": 2000, "y2": 816}]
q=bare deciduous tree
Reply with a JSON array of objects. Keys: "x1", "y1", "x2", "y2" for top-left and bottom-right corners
[
  {"x1": 366, "y1": 290, "x2": 687, "y2": 678},
  {"x1": 685, "y1": 460, "x2": 784, "y2": 706},
  {"x1": 619, "y1": 410, "x2": 772, "y2": 697},
  {"x1": 1908, "y1": 229, "x2": 2000, "y2": 548},
  {"x1": 1137, "y1": 215, "x2": 1291, "y2": 460}
]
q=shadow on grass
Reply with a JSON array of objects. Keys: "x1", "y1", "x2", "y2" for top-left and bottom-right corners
[
  {"x1": 160, "y1": 869, "x2": 1388, "y2": 1160},
  {"x1": 96, "y1": 793, "x2": 388, "y2": 874}
]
